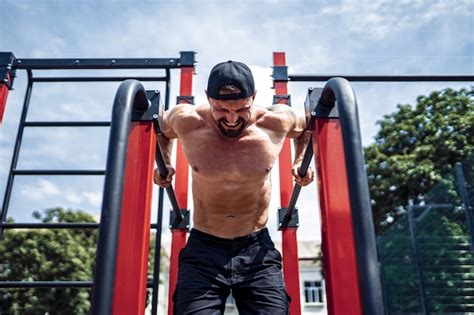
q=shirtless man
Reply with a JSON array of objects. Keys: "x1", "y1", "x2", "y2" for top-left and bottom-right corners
[{"x1": 154, "y1": 60, "x2": 314, "y2": 314}]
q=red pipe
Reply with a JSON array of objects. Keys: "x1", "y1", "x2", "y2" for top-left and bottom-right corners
[
  {"x1": 0, "y1": 74, "x2": 11, "y2": 124},
  {"x1": 273, "y1": 52, "x2": 302, "y2": 315},
  {"x1": 168, "y1": 66, "x2": 194, "y2": 315},
  {"x1": 112, "y1": 122, "x2": 156, "y2": 314},
  {"x1": 313, "y1": 119, "x2": 362, "y2": 315}
]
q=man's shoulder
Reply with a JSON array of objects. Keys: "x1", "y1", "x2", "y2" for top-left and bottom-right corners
[
  {"x1": 256, "y1": 104, "x2": 296, "y2": 131},
  {"x1": 166, "y1": 103, "x2": 208, "y2": 135}
]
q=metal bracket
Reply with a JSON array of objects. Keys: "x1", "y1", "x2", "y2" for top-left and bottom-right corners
[
  {"x1": 176, "y1": 95, "x2": 195, "y2": 105},
  {"x1": 169, "y1": 209, "x2": 191, "y2": 230},
  {"x1": 131, "y1": 90, "x2": 160, "y2": 122},
  {"x1": 179, "y1": 51, "x2": 196, "y2": 67},
  {"x1": 306, "y1": 87, "x2": 339, "y2": 119},
  {"x1": 0, "y1": 52, "x2": 17, "y2": 90},
  {"x1": 278, "y1": 207, "x2": 299, "y2": 229},
  {"x1": 272, "y1": 66, "x2": 288, "y2": 81},
  {"x1": 273, "y1": 94, "x2": 291, "y2": 106}
]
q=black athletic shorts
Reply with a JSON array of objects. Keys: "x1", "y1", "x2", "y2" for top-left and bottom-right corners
[{"x1": 173, "y1": 228, "x2": 290, "y2": 315}]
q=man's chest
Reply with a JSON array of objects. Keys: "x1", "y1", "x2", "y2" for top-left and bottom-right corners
[{"x1": 180, "y1": 127, "x2": 285, "y2": 181}]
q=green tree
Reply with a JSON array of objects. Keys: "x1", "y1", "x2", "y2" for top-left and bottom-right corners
[
  {"x1": 0, "y1": 208, "x2": 163, "y2": 314},
  {"x1": 364, "y1": 87, "x2": 474, "y2": 232},
  {"x1": 0, "y1": 208, "x2": 97, "y2": 314}
]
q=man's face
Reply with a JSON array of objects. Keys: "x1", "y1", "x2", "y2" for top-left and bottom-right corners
[{"x1": 208, "y1": 95, "x2": 254, "y2": 138}]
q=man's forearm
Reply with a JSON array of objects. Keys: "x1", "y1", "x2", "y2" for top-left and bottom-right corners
[
  {"x1": 158, "y1": 134, "x2": 174, "y2": 167},
  {"x1": 292, "y1": 131, "x2": 311, "y2": 166}
]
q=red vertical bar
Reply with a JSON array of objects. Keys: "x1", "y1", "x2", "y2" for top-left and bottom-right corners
[
  {"x1": 273, "y1": 52, "x2": 302, "y2": 315},
  {"x1": 314, "y1": 119, "x2": 362, "y2": 315},
  {"x1": 0, "y1": 74, "x2": 10, "y2": 124},
  {"x1": 168, "y1": 66, "x2": 193, "y2": 315},
  {"x1": 112, "y1": 122, "x2": 156, "y2": 315}
]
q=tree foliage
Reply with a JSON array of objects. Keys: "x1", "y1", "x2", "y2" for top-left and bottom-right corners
[
  {"x1": 0, "y1": 208, "x2": 98, "y2": 314},
  {"x1": 364, "y1": 87, "x2": 474, "y2": 232},
  {"x1": 0, "y1": 207, "x2": 162, "y2": 314}
]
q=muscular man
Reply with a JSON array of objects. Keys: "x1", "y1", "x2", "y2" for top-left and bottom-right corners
[{"x1": 154, "y1": 60, "x2": 314, "y2": 314}]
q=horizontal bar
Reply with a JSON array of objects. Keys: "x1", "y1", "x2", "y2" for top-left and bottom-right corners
[
  {"x1": 0, "y1": 280, "x2": 154, "y2": 288},
  {"x1": 23, "y1": 121, "x2": 111, "y2": 127},
  {"x1": 12, "y1": 169, "x2": 105, "y2": 175},
  {"x1": 32, "y1": 76, "x2": 168, "y2": 83},
  {"x1": 1, "y1": 223, "x2": 99, "y2": 229},
  {"x1": 288, "y1": 75, "x2": 474, "y2": 82},
  {"x1": 1, "y1": 223, "x2": 161, "y2": 229},
  {"x1": 14, "y1": 58, "x2": 181, "y2": 70},
  {"x1": 0, "y1": 281, "x2": 93, "y2": 288}
]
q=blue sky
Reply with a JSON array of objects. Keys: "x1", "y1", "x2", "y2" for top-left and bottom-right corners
[{"x1": 1, "y1": 0, "x2": 473, "y2": 244}]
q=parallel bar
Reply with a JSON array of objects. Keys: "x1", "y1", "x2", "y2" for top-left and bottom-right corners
[
  {"x1": 113, "y1": 122, "x2": 156, "y2": 315},
  {"x1": 24, "y1": 121, "x2": 110, "y2": 127},
  {"x1": 155, "y1": 143, "x2": 182, "y2": 221},
  {"x1": 0, "y1": 70, "x2": 33, "y2": 237},
  {"x1": 12, "y1": 169, "x2": 105, "y2": 176},
  {"x1": 1, "y1": 223, "x2": 160, "y2": 229},
  {"x1": 0, "y1": 281, "x2": 155, "y2": 288},
  {"x1": 284, "y1": 137, "x2": 313, "y2": 224},
  {"x1": 289, "y1": 75, "x2": 474, "y2": 82},
  {"x1": 32, "y1": 76, "x2": 167, "y2": 82},
  {"x1": 314, "y1": 118, "x2": 363, "y2": 315},
  {"x1": 315, "y1": 78, "x2": 385, "y2": 315},
  {"x1": 273, "y1": 51, "x2": 302, "y2": 315},
  {"x1": 90, "y1": 80, "x2": 150, "y2": 315},
  {"x1": 14, "y1": 58, "x2": 181, "y2": 70}
]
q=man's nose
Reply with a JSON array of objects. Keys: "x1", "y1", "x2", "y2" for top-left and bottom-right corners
[{"x1": 226, "y1": 112, "x2": 238, "y2": 123}]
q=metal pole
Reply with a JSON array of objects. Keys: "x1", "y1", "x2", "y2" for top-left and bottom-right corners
[
  {"x1": 408, "y1": 207, "x2": 429, "y2": 314},
  {"x1": 90, "y1": 80, "x2": 150, "y2": 315},
  {"x1": 454, "y1": 162, "x2": 474, "y2": 253},
  {"x1": 0, "y1": 69, "x2": 33, "y2": 239}
]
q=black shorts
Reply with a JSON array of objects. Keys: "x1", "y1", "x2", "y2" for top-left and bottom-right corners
[{"x1": 174, "y1": 228, "x2": 290, "y2": 315}]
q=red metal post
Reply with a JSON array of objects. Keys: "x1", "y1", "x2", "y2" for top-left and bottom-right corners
[
  {"x1": 0, "y1": 74, "x2": 10, "y2": 124},
  {"x1": 168, "y1": 65, "x2": 194, "y2": 315},
  {"x1": 313, "y1": 119, "x2": 362, "y2": 315},
  {"x1": 273, "y1": 52, "x2": 302, "y2": 315},
  {"x1": 112, "y1": 122, "x2": 156, "y2": 315}
]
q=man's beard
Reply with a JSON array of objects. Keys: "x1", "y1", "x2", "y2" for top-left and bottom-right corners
[{"x1": 217, "y1": 118, "x2": 246, "y2": 138}]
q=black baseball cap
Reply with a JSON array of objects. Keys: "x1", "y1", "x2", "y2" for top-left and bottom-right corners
[{"x1": 207, "y1": 60, "x2": 255, "y2": 100}]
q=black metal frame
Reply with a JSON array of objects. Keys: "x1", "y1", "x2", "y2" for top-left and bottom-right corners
[{"x1": 0, "y1": 51, "x2": 195, "y2": 315}]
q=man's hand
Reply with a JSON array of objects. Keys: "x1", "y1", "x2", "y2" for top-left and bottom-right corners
[
  {"x1": 291, "y1": 165, "x2": 315, "y2": 186},
  {"x1": 153, "y1": 166, "x2": 175, "y2": 188}
]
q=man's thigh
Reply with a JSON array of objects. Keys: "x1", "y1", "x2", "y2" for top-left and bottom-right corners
[
  {"x1": 232, "y1": 284, "x2": 289, "y2": 315},
  {"x1": 174, "y1": 239, "x2": 230, "y2": 314},
  {"x1": 232, "y1": 246, "x2": 290, "y2": 315},
  {"x1": 174, "y1": 284, "x2": 229, "y2": 315}
]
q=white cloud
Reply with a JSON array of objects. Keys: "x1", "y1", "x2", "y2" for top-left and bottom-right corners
[
  {"x1": 82, "y1": 191, "x2": 102, "y2": 207},
  {"x1": 20, "y1": 178, "x2": 61, "y2": 200}
]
